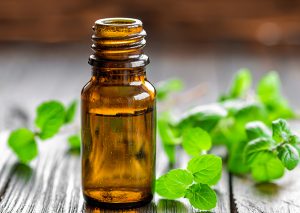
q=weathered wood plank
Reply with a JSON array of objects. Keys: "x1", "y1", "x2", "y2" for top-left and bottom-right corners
[
  {"x1": 0, "y1": 132, "x2": 16, "y2": 204},
  {"x1": 0, "y1": 132, "x2": 85, "y2": 213},
  {"x1": 232, "y1": 168, "x2": 300, "y2": 213}
]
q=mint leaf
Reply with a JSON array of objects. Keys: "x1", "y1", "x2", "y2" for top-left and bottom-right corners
[
  {"x1": 187, "y1": 154, "x2": 222, "y2": 185},
  {"x1": 156, "y1": 169, "x2": 193, "y2": 199},
  {"x1": 65, "y1": 100, "x2": 77, "y2": 124},
  {"x1": 246, "y1": 121, "x2": 272, "y2": 140},
  {"x1": 162, "y1": 144, "x2": 176, "y2": 164},
  {"x1": 234, "y1": 103, "x2": 268, "y2": 124},
  {"x1": 156, "y1": 79, "x2": 183, "y2": 101},
  {"x1": 257, "y1": 72, "x2": 281, "y2": 103},
  {"x1": 278, "y1": 144, "x2": 299, "y2": 170},
  {"x1": 227, "y1": 140, "x2": 250, "y2": 174},
  {"x1": 272, "y1": 119, "x2": 291, "y2": 143},
  {"x1": 290, "y1": 134, "x2": 300, "y2": 156},
  {"x1": 257, "y1": 72, "x2": 294, "y2": 120},
  {"x1": 35, "y1": 101, "x2": 65, "y2": 140},
  {"x1": 158, "y1": 112, "x2": 179, "y2": 163},
  {"x1": 177, "y1": 104, "x2": 227, "y2": 132},
  {"x1": 244, "y1": 138, "x2": 273, "y2": 166},
  {"x1": 182, "y1": 127, "x2": 211, "y2": 156},
  {"x1": 219, "y1": 68, "x2": 251, "y2": 101},
  {"x1": 8, "y1": 128, "x2": 38, "y2": 163},
  {"x1": 185, "y1": 183, "x2": 217, "y2": 210},
  {"x1": 158, "y1": 112, "x2": 180, "y2": 145},
  {"x1": 68, "y1": 134, "x2": 81, "y2": 150},
  {"x1": 251, "y1": 154, "x2": 284, "y2": 182},
  {"x1": 229, "y1": 68, "x2": 252, "y2": 99},
  {"x1": 290, "y1": 134, "x2": 300, "y2": 145}
]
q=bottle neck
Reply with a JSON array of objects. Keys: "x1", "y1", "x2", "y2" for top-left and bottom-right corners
[
  {"x1": 91, "y1": 67, "x2": 146, "y2": 84},
  {"x1": 89, "y1": 18, "x2": 149, "y2": 69}
]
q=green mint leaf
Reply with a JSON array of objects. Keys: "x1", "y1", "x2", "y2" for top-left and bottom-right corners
[
  {"x1": 187, "y1": 154, "x2": 222, "y2": 185},
  {"x1": 289, "y1": 134, "x2": 300, "y2": 145},
  {"x1": 257, "y1": 71, "x2": 281, "y2": 103},
  {"x1": 278, "y1": 144, "x2": 299, "y2": 170},
  {"x1": 182, "y1": 127, "x2": 211, "y2": 156},
  {"x1": 68, "y1": 134, "x2": 81, "y2": 150},
  {"x1": 234, "y1": 102, "x2": 268, "y2": 124},
  {"x1": 158, "y1": 112, "x2": 179, "y2": 163},
  {"x1": 158, "y1": 112, "x2": 180, "y2": 145},
  {"x1": 185, "y1": 183, "x2": 217, "y2": 210},
  {"x1": 290, "y1": 134, "x2": 300, "y2": 156},
  {"x1": 292, "y1": 144, "x2": 300, "y2": 156},
  {"x1": 156, "y1": 169, "x2": 193, "y2": 199},
  {"x1": 272, "y1": 119, "x2": 291, "y2": 143},
  {"x1": 247, "y1": 150, "x2": 274, "y2": 167},
  {"x1": 156, "y1": 79, "x2": 183, "y2": 101},
  {"x1": 227, "y1": 140, "x2": 250, "y2": 174},
  {"x1": 246, "y1": 121, "x2": 272, "y2": 140},
  {"x1": 35, "y1": 101, "x2": 66, "y2": 140},
  {"x1": 221, "y1": 99, "x2": 246, "y2": 115},
  {"x1": 229, "y1": 68, "x2": 252, "y2": 99},
  {"x1": 257, "y1": 72, "x2": 294, "y2": 120},
  {"x1": 177, "y1": 104, "x2": 227, "y2": 132},
  {"x1": 65, "y1": 100, "x2": 78, "y2": 124},
  {"x1": 162, "y1": 144, "x2": 176, "y2": 164},
  {"x1": 244, "y1": 138, "x2": 273, "y2": 166},
  {"x1": 219, "y1": 68, "x2": 251, "y2": 101},
  {"x1": 8, "y1": 128, "x2": 38, "y2": 163},
  {"x1": 251, "y1": 153, "x2": 285, "y2": 182}
]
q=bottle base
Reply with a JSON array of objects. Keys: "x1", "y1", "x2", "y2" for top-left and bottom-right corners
[{"x1": 83, "y1": 193, "x2": 153, "y2": 209}]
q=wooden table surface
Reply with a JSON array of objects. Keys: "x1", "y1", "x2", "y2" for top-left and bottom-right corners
[{"x1": 1, "y1": 43, "x2": 300, "y2": 213}]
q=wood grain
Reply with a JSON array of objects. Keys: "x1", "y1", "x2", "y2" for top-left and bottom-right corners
[{"x1": 231, "y1": 168, "x2": 300, "y2": 213}]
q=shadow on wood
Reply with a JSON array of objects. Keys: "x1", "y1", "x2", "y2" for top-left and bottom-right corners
[
  {"x1": 12, "y1": 163, "x2": 33, "y2": 182},
  {"x1": 255, "y1": 182, "x2": 281, "y2": 195},
  {"x1": 83, "y1": 201, "x2": 156, "y2": 212}
]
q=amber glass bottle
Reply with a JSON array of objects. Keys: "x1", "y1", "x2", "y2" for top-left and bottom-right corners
[{"x1": 81, "y1": 18, "x2": 156, "y2": 208}]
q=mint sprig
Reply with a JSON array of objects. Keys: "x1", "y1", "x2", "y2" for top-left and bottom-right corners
[
  {"x1": 157, "y1": 69, "x2": 298, "y2": 184},
  {"x1": 156, "y1": 154, "x2": 222, "y2": 211},
  {"x1": 244, "y1": 119, "x2": 300, "y2": 182},
  {"x1": 8, "y1": 100, "x2": 78, "y2": 163}
]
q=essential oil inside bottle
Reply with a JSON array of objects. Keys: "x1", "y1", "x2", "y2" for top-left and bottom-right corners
[{"x1": 82, "y1": 108, "x2": 155, "y2": 204}]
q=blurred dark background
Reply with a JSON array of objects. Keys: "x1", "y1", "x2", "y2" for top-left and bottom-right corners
[
  {"x1": 1, "y1": 0, "x2": 300, "y2": 129},
  {"x1": 1, "y1": 0, "x2": 300, "y2": 45}
]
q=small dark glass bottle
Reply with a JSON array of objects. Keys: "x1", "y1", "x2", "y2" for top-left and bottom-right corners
[{"x1": 81, "y1": 18, "x2": 156, "y2": 208}]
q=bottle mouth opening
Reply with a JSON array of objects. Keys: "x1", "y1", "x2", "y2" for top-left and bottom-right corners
[{"x1": 96, "y1": 18, "x2": 142, "y2": 27}]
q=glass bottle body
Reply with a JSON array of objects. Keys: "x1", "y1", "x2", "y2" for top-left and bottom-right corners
[{"x1": 81, "y1": 68, "x2": 156, "y2": 208}]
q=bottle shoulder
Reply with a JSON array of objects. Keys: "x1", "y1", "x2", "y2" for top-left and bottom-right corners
[
  {"x1": 81, "y1": 79, "x2": 156, "y2": 113},
  {"x1": 82, "y1": 79, "x2": 155, "y2": 98}
]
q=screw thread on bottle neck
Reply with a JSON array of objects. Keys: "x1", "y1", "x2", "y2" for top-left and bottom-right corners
[{"x1": 89, "y1": 18, "x2": 149, "y2": 68}]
